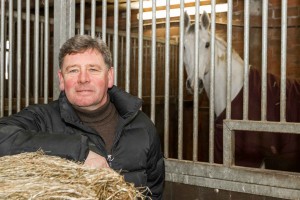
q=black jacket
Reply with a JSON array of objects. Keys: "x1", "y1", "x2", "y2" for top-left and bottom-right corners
[{"x1": 0, "y1": 86, "x2": 165, "y2": 199}]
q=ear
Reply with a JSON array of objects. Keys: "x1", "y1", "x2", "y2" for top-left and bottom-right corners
[
  {"x1": 107, "y1": 67, "x2": 114, "y2": 88},
  {"x1": 58, "y1": 70, "x2": 65, "y2": 91},
  {"x1": 184, "y1": 11, "x2": 190, "y2": 31},
  {"x1": 201, "y1": 11, "x2": 210, "y2": 30}
]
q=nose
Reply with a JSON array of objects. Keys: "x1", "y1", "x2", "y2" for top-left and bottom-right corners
[
  {"x1": 78, "y1": 70, "x2": 90, "y2": 83},
  {"x1": 186, "y1": 79, "x2": 192, "y2": 90},
  {"x1": 186, "y1": 78, "x2": 203, "y2": 90},
  {"x1": 198, "y1": 79, "x2": 203, "y2": 89},
  {"x1": 186, "y1": 78, "x2": 203, "y2": 94}
]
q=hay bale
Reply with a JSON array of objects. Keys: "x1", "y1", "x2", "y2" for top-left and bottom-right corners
[{"x1": 0, "y1": 151, "x2": 148, "y2": 200}]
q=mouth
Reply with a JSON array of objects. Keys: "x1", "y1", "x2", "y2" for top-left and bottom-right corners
[{"x1": 76, "y1": 89, "x2": 93, "y2": 94}]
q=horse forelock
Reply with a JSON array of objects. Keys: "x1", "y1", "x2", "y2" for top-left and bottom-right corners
[{"x1": 187, "y1": 24, "x2": 202, "y2": 35}]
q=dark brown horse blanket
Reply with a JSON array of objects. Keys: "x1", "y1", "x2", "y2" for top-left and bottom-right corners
[{"x1": 215, "y1": 67, "x2": 300, "y2": 172}]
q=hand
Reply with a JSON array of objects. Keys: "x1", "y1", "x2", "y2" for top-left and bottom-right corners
[{"x1": 84, "y1": 151, "x2": 109, "y2": 169}]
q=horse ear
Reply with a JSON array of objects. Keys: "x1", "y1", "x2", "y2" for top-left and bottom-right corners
[
  {"x1": 184, "y1": 11, "x2": 190, "y2": 30},
  {"x1": 201, "y1": 11, "x2": 210, "y2": 30}
]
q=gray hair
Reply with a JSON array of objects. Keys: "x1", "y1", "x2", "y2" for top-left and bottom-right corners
[{"x1": 59, "y1": 35, "x2": 112, "y2": 69}]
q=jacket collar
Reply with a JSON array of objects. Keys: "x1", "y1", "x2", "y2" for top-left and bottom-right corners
[{"x1": 108, "y1": 86, "x2": 142, "y2": 118}]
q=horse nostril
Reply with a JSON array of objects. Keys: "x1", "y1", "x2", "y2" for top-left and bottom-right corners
[
  {"x1": 186, "y1": 80, "x2": 192, "y2": 89},
  {"x1": 199, "y1": 79, "x2": 203, "y2": 89}
]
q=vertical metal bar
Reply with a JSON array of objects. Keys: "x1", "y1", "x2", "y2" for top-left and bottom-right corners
[
  {"x1": 209, "y1": 0, "x2": 216, "y2": 163},
  {"x1": 8, "y1": 0, "x2": 13, "y2": 115},
  {"x1": 34, "y1": 0, "x2": 40, "y2": 104},
  {"x1": 80, "y1": 0, "x2": 85, "y2": 35},
  {"x1": 137, "y1": 0, "x2": 143, "y2": 99},
  {"x1": 113, "y1": 0, "x2": 119, "y2": 85},
  {"x1": 178, "y1": 0, "x2": 184, "y2": 160},
  {"x1": 261, "y1": 0, "x2": 268, "y2": 121},
  {"x1": 53, "y1": 0, "x2": 76, "y2": 100},
  {"x1": 120, "y1": 36, "x2": 124, "y2": 85},
  {"x1": 44, "y1": 0, "x2": 49, "y2": 104},
  {"x1": 224, "y1": 0, "x2": 233, "y2": 164},
  {"x1": 40, "y1": 22, "x2": 44, "y2": 96},
  {"x1": 226, "y1": 0, "x2": 232, "y2": 120},
  {"x1": 193, "y1": 0, "x2": 200, "y2": 161},
  {"x1": 243, "y1": 0, "x2": 250, "y2": 120},
  {"x1": 0, "y1": 0, "x2": 5, "y2": 117},
  {"x1": 25, "y1": 0, "x2": 30, "y2": 106},
  {"x1": 223, "y1": 121, "x2": 234, "y2": 166},
  {"x1": 125, "y1": 0, "x2": 131, "y2": 92},
  {"x1": 132, "y1": 38, "x2": 137, "y2": 94},
  {"x1": 91, "y1": 0, "x2": 95, "y2": 38},
  {"x1": 150, "y1": 0, "x2": 156, "y2": 123},
  {"x1": 164, "y1": 0, "x2": 170, "y2": 158},
  {"x1": 16, "y1": 0, "x2": 22, "y2": 112},
  {"x1": 102, "y1": 0, "x2": 107, "y2": 42},
  {"x1": 280, "y1": 0, "x2": 287, "y2": 122}
]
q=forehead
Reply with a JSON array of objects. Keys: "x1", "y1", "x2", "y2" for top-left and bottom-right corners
[{"x1": 62, "y1": 49, "x2": 104, "y2": 66}]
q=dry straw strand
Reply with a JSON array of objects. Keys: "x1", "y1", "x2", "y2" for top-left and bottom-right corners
[{"x1": 0, "y1": 151, "x2": 148, "y2": 200}]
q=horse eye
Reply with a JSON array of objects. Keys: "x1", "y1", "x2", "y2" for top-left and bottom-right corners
[{"x1": 205, "y1": 42, "x2": 210, "y2": 48}]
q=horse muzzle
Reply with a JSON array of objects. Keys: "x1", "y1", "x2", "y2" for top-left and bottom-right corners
[{"x1": 186, "y1": 78, "x2": 204, "y2": 94}]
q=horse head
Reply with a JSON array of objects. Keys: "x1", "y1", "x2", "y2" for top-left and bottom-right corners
[{"x1": 183, "y1": 11, "x2": 211, "y2": 94}]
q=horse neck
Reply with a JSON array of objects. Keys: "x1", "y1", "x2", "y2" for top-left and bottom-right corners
[{"x1": 203, "y1": 38, "x2": 245, "y2": 117}]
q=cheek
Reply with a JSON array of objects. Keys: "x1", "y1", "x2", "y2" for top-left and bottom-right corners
[{"x1": 62, "y1": 79, "x2": 76, "y2": 91}]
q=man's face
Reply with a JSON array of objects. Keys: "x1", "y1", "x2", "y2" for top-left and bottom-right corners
[{"x1": 58, "y1": 49, "x2": 114, "y2": 111}]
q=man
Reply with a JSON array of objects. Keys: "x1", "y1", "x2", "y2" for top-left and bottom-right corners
[{"x1": 0, "y1": 35, "x2": 165, "y2": 199}]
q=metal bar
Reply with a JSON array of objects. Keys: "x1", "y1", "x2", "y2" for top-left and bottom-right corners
[
  {"x1": 125, "y1": 0, "x2": 131, "y2": 92},
  {"x1": 16, "y1": 0, "x2": 22, "y2": 112},
  {"x1": 150, "y1": 0, "x2": 156, "y2": 123},
  {"x1": 53, "y1": 0, "x2": 75, "y2": 100},
  {"x1": 193, "y1": 0, "x2": 200, "y2": 162},
  {"x1": 0, "y1": 0, "x2": 5, "y2": 117},
  {"x1": 165, "y1": 159, "x2": 300, "y2": 199},
  {"x1": 113, "y1": 0, "x2": 119, "y2": 85},
  {"x1": 223, "y1": 118, "x2": 234, "y2": 166},
  {"x1": 226, "y1": 1, "x2": 232, "y2": 120},
  {"x1": 91, "y1": 0, "x2": 95, "y2": 38},
  {"x1": 243, "y1": 0, "x2": 250, "y2": 120},
  {"x1": 40, "y1": 22, "x2": 44, "y2": 96},
  {"x1": 137, "y1": 0, "x2": 143, "y2": 99},
  {"x1": 209, "y1": 0, "x2": 216, "y2": 163},
  {"x1": 102, "y1": 0, "x2": 107, "y2": 42},
  {"x1": 80, "y1": 0, "x2": 85, "y2": 35},
  {"x1": 261, "y1": 0, "x2": 268, "y2": 121},
  {"x1": 224, "y1": 0, "x2": 233, "y2": 166},
  {"x1": 44, "y1": 0, "x2": 49, "y2": 104},
  {"x1": 25, "y1": 0, "x2": 30, "y2": 106},
  {"x1": 8, "y1": 0, "x2": 13, "y2": 115},
  {"x1": 34, "y1": 0, "x2": 39, "y2": 104},
  {"x1": 280, "y1": 0, "x2": 287, "y2": 122},
  {"x1": 224, "y1": 120, "x2": 300, "y2": 134},
  {"x1": 119, "y1": 36, "x2": 124, "y2": 86},
  {"x1": 4, "y1": 10, "x2": 54, "y2": 24},
  {"x1": 164, "y1": 0, "x2": 170, "y2": 158},
  {"x1": 177, "y1": 0, "x2": 184, "y2": 159}
]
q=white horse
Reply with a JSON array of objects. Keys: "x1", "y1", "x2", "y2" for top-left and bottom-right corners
[
  {"x1": 183, "y1": 11, "x2": 244, "y2": 117},
  {"x1": 183, "y1": 11, "x2": 300, "y2": 171}
]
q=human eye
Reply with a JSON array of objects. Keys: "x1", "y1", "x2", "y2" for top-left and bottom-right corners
[
  {"x1": 66, "y1": 66, "x2": 79, "y2": 73},
  {"x1": 88, "y1": 65, "x2": 101, "y2": 72}
]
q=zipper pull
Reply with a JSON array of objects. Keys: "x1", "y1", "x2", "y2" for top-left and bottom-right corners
[{"x1": 107, "y1": 154, "x2": 114, "y2": 167}]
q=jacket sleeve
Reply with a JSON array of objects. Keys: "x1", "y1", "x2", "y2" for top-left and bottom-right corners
[
  {"x1": 0, "y1": 107, "x2": 89, "y2": 161},
  {"x1": 146, "y1": 124, "x2": 165, "y2": 200}
]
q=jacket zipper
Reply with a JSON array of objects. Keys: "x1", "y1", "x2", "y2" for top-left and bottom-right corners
[
  {"x1": 107, "y1": 111, "x2": 139, "y2": 167},
  {"x1": 107, "y1": 154, "x2": 114, "y2": 167}
]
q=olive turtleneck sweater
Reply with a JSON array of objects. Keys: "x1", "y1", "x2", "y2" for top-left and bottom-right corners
[{"x1": 73, "y1": 97, "x2": 119, "y2": 153}]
